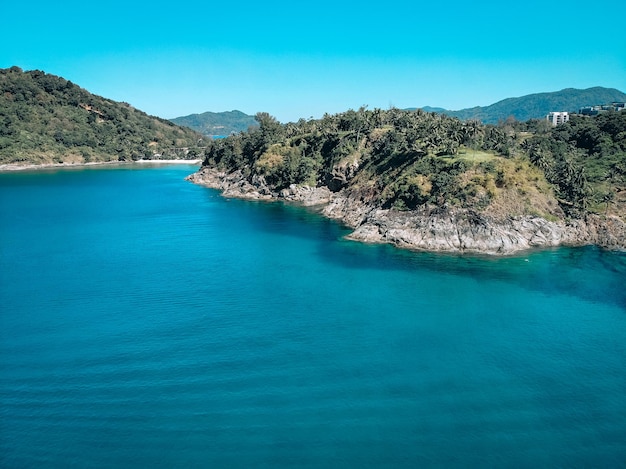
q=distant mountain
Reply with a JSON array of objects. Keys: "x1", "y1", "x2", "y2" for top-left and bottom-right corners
[
  {"x1": 0, "y1": 66, "x2": 204, "y2": 165},
  {"x1": 419, "y1": 106, "x2": 448, "y2": 113},
  {"x1": 420, "y1": 87, "x2": 626, "y2": 124},
  {"x1": 170, "y1": 110, "x2": 258, "y2": 137}
]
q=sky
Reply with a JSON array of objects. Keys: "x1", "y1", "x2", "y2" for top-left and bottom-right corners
[{"x1": 2, "y1": 0, "x2": 625, "y2": 123}]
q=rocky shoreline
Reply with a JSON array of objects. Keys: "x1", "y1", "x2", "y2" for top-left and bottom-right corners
[{"x1": 187, "y1": 167, "x2": 626, "y2": 255}]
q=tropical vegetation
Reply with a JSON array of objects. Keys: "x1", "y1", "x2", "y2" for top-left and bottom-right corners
[
  {"x1": 202, "y1": 107, "x2": 626, "y2": 220},
  {"x1": 0, "y1": 67, "x2": 204, "y2": 165}
]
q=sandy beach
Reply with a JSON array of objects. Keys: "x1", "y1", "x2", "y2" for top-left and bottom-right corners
[
  {"x1": 135, "y1": 159, "x2": 202, "y2": 165},
  {"x1": 0, "y1": 159, "x2": 202, "y2": 172}
]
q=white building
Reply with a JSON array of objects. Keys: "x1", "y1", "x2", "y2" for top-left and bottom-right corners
[{"x1": 547, "y1": 112, "x2": 570, "y2": 126}]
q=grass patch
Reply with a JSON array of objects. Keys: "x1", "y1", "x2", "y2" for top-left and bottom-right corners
[{"x1": 441, "y1": 146, "x2": 498, "y2": 163}]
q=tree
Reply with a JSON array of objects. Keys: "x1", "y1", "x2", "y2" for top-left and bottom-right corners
[
  {"x1": 601, "y1": 191, "x2": 615, "y2": 216},
  {"x1": 255, "y1": 112, "x2": 284, "y2": 148},
  {"x1": 462, "y1": 120, "x2": 484, "y2": 157}
]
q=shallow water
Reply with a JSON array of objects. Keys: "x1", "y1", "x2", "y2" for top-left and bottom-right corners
[{"x1": 1, "y1": 165, "x2": 625, "y2": 467}]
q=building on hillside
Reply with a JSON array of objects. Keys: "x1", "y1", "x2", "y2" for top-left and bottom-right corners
[
  {"x1": 580, "y1": 106, "x2": 600, "y2": 116},
  {"x1": 547, "y1": 111, "x2": 569, "y2": 126},
  {"x1": 579, "y1": 103, "x2": 625, "y2": 116}
]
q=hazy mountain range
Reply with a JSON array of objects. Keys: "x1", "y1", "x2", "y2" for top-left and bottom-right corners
[{"x1": 171, "y1": 87, "x2": 626, "y2": 134}]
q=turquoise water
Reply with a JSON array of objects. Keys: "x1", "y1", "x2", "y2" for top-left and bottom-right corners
[{"x1": 1, "y1": 165, "x2": 625, "y2": 467}]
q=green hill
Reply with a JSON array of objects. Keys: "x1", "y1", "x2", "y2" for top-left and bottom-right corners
[
  {"x1": 422, "y1": 87, "x2": 626, "y2": 124},
  {"x1": 170, "y1": 110, "x2": 258, "y2": 137},
  {"x1": 199, "y1": 107, "x2": 626, "y2": 221},
  {"x1": 0, "y1": 66, "x2": 205, "y2": 165}
]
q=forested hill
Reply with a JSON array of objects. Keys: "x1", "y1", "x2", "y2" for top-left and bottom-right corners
[
  {"x1": 422, "y1": 87, "x2": 626, "y2": 124},
  {"x1": 0, "y1": 66, "x2": 204, "y2": 165},
  {"x1": 201, "y1": 108, "x2": 626, "y2": 221},
  {"x1": 170, "y1": 110, "x2": 258, "y2": 137}
]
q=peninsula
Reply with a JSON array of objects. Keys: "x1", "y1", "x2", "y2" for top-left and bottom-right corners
[{"x1": 188, "y1": 109, "x2": 626, "y2": 255}]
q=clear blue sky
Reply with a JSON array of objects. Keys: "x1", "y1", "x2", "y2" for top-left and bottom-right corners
[{"x1": 2, "y1": 0, "x2": 624, "y2": 123}]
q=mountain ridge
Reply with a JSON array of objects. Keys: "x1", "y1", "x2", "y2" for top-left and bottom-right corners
[
  {"x1": 172, "y1": 88, "x2": 626, "y2": 129},
  {"x1": 417, "y1": 87, "x2": 626, "y2": 124},
  {"x1": 170, "y1": 110, "x2": 258, "y2": 137},
  {"x1": 0, "y1": 66, "x2": 204, "y2": 165}
]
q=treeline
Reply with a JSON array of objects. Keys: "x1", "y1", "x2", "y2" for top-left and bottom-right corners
[
  {"x1": 521, "y1": 112, "x2": 626, "y2": 214},
  {"x1": 205, "y1": 109, "x2": 512, "y2": 192},
  {"x1": 203, "y1": 107, "x2": 625, "y2": 218},
  {"x1": 0, "y1": 67, "x2": 204, "y2": 164}
]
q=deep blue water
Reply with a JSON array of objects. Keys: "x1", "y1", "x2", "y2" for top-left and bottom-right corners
[{"x1": 1, "y1": 165, "x2": 625, "y2": 468}]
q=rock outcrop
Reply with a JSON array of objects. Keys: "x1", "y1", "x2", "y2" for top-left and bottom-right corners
[
  {"x1": 186, "y1": 167, "x2": 331, "y2": 206},
  {"x1": 187, "y1": 167, "x2": 626, "y2": 255},
  {"x1": 323, "y1": 194, "x2": 626, "y2": 255}
]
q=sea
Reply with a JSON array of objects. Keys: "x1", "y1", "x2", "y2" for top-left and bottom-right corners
[{"x1": 1, "y1": 164, "x2": 625, "y2": 468}]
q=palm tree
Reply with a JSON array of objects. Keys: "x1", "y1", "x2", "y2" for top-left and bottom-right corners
[
  {"x1": 462, "y1": 120, "x2": 484, "y2": 158},
  {"x1": 528, "y1": 147, "x2": 553, "y2": 176},
  {"x1": 448, "y1": 120, "x2": 464, "y2": 146},
  {"x1": 556, "y1": 158, "x2": 590, "y2": 211},
  {"x1": 573, "y1": 166, "x2": 591, "y2": 210},
  {"x1": 601, "y1": 191, "x2": 615, "y2": 216}
]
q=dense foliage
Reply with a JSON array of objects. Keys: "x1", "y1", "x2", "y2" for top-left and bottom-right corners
[
  {"x1": 203, "y1": 107, "x2": 626, "y2": 219},
  {"x1": 170, "y1": 110, "x2": 258, "y2": 137},
  {"x1": 0, "y1": 67, "x2": 204, "y2": 164},
  {"x1": 522, "y1": 111, "x2": 626, "y2": 216}
]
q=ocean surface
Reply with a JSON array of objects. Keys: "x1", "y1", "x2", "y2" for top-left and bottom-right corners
[{"x1": 1, "y1": 164, "x2": 625, "y2": 468}]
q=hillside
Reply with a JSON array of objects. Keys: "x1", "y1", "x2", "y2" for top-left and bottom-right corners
[
  {"x1": 170, "y1": 110, "x2": 258, "y2": 137},
  {"x1": 0, "y1": 67, "x2": 204, "y2": 165},
  {"x1": 422, "y1": 87, "x2": 626, "y2": 124},
  {"x1": 189, "y1": 108, "x2": 626, "y2": 254}
]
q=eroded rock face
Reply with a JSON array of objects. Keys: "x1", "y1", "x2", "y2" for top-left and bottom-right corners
[
  {"x1": 186, "y1": 168, "x2": 272, "y2": 200},
  {"x1": 187, "y1": 167, "x2": 626, "y2": 255},
  {"x1": 278, "y1": 184, "x2": 332, "y2": 206},
  {"x1": 325, "y1": 195, "x2": 626, "y2": 255},
  {"x1": 326, "y1": 158, "x2": 360, "y2": 192},
  {"x1": 186, "y1": 167, "x2": 331, "y2": 206}
]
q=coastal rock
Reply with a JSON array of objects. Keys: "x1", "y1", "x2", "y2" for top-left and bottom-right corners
[
  {"x1": 324, "y1": 195, "x2": 626, "y2": 255},
  {"x1": 186, "y1": 167, "x2": 331, "y2": 206},
  {"x1": 278, "y1": 184, "x2": 332, "y2": 206},
  {"x1": 188, "y1": 167, "x2": 626, "y2": 255},
  {"x1": 327, "y1": 158, "x2": 360, "y2": 191},
  {"x1": 186, "y1": 168, "x2": 274, "y2": 200}
]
